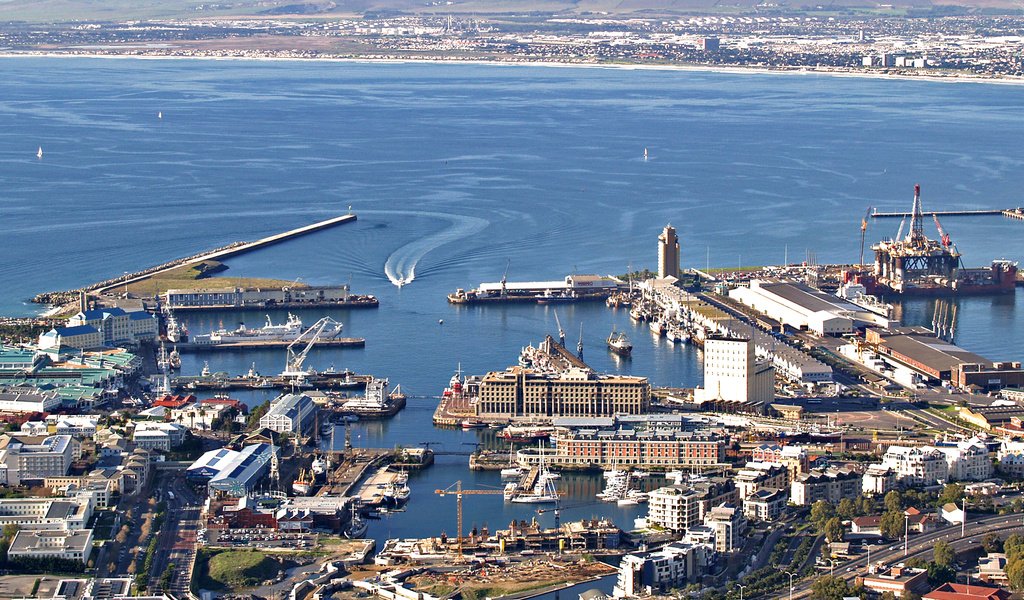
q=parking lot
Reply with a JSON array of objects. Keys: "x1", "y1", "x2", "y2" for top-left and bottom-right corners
[{"x1": 204, "y1": 527, "x2": 318, "y2": 549}]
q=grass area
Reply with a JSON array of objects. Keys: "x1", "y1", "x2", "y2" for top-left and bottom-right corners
[
  {"x1": 125, "y1": 259, "x2": 303, "y2": 296},
  {"x1": 460, "y1": 581, "x2": 556, "y2": 600},
  {"x1": 197, "y1": 550, "x2": 277, "y2": 590}
]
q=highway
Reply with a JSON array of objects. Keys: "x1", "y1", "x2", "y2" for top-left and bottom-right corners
[
  {"x1": 763, "y1": 513, "x2": 1024, "y2": 599},
  {"x1": 148, "y1": 473, "x2": 202, "y2": 596}
]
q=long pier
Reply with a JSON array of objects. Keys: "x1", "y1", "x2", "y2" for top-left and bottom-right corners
[
  {"x1": 872, "y1": 208, "x2": 1024, "y2": 219},
  {"x1": 94, "y1": 212, "x2": 357, "y2": 294}
]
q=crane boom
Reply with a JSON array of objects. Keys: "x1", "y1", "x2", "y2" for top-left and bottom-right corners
[
  {"x1": 553, "y1": 309, "x2": 565, "y2": 346},
  {"x1": 435, "y1": 480, "x2": 504, "y2": 556},
  {"x1": 933, "y1": 214, "x2": 952, "y2": 247},
  {"x1": 860, "y1": 205, "x2": 873, "y2": 266},
  {"x1": 283, "y1": 317, "x2": 342, "y2": 378}
]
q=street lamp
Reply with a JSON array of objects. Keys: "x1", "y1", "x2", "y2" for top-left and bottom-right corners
[
  {"x1": 738, "y1": 584, "x2": 747, "y2": 600},
  {"x1": 904, "y1": 513, "x2": 910, "y2": 556},
  {"x1": 784, "y1": 570, "x2": 797, "y2": 600}
]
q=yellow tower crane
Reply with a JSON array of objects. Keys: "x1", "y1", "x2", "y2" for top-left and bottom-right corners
[{"x1": 434, "y1": 480, "x2": 505, "y2": 556}]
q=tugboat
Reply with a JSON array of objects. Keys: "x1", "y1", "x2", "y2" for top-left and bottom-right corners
[{"x1": 607, "y1": 330, "x2": 633, "y2": 356}]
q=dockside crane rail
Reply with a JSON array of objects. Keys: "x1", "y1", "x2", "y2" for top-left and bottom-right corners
[
  {"x1": 283, "y1": 316, "x2": 341, "y2": 378},
  {"x1": 434, "y1": 480, "x2": 505, "y2": 556}
]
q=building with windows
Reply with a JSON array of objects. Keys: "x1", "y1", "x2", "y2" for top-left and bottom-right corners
[
  {"x1": 260, "y1": 393, "x2": 316, "y2": 434},
  {"x1": 39, "y1": 308, "x2": 157, "y2": 350},
  {"x1": 857, "y1": 565, "x2": 929, "y2": 597},
  {"x1": 0, "y1": 497, "x2": 94, "y2": 531},
  {"x1": 188, "y1": 443, "x2": 277, "y2": 497},
  {"x1": 646, "y1": 478, "x2": 738, "y2": 533},
  {"x1": 657, "y1": 225, "x2": 680, "y2": 279},
  {"x1": 614, "y1": 542, "x2": 714, "y2": 598},
  {"x1": 551, "y1": 427, "x2": 725, "y2": 469},
  {"x1": 693, "y1": 335, "x2": 774, "y2": 412},
  {"x1": 751, "y1": 444, "x2": 809, "y2": 479},
  {"x1": 932, "y1": 438, "x2": 993, "y2": 482},
  {"x1": 743, "y1": 488, "x2": 787, "y2": 522},
  {"x1": 703, "y1": 503, "x2": 745, "y2": 553},
  {"x1": 734, "y1": 462, "x2": 789, "y2": 500},
  {"x1": 132, "y1": 422, "x2": 188, "y2": 452},
  {"x1": 8, "y1": 529, "x2": 94, "y2": 564},
  {"x1": 0, "y1": 390, "x2": 62, "y2": 414},
  {"x1": 790, "y1": 467, "x2": 863, "y2": 506},
  {"x1": 880, "y1": 445, "x2": 950, "y2": 486},
  {"x1": 862, "y1": 464, "x2": 898, "y2": 496},
  {"x1": 0, "y1": 435, "x2": 75, "y2": 485}
]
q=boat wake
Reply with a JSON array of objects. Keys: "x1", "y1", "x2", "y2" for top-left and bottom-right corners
[{"x1": 382, "y1": 211, "x2": 489, "y2": 287}]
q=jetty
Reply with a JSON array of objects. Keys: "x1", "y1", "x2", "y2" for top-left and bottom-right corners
[
  {"x1": 93, "y1": 212, "x2": 358, "y2": 294},
  {"x1": 872, "y1": 207, "x2": 1024, "y2": 220}
]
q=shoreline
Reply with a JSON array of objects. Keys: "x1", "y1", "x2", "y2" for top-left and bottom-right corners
[{"x1": 2, "y1": 50, "x2": 1024, "y2": 87}]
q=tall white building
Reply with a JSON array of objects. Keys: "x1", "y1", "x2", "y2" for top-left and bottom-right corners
[
  {"x1": 880, "y1": 445, "x2": 949, "y2": 486},
  {"x1": 0, "y1": 435, "x2": 75, "y2": 486},
  {"x1": 614, "y1": 542, "x2": 713, "y2": 598},
  {"x1": 657, "y1": 225, "x2": 680, "y2": 279},
  {"x1": 694, "y1": 335, "x2": 774, "y2": 409},
  {"x1": 932, "y1": 438, "x2": 992, "y2": 482}
]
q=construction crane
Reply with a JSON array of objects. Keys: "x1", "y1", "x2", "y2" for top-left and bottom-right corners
[
  {"x1": 576, "y1": 323, "x2": 584, "y2": 361},
  {"x1": 282, "y1": 317, "x2": 342, "y2": 379},
  {"x1": 859, "y1": 206, "x2": 873, "y2": 266},
  {"x1": 553, "y1": 309, "x2": 566, "y2": 347},
  {"x1": 434, "y1": 480, "x2": 505, "y2": 556},
  {"x1": 933, "y1": 213, "x2": 953, "y2": 248}
]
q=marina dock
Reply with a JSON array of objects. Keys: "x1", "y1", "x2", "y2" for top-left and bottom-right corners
[{"x1": 173, "y1": 337, "x2": 365, "y2": 351}]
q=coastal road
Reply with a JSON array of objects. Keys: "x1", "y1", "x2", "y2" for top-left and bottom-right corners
[{"x1": 770, "y1": 513, "x2": 1024, "y2": 599}]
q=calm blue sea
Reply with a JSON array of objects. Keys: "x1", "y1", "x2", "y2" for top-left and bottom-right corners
[{"x1": 1, "y1": 57, "x2": 1023, "y2": 543}]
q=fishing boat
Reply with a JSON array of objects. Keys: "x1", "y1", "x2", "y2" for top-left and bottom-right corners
[
  {"x1": 607, "y1": 330, "x2": 633, "y2": 356},
  {"x1": 344, "y1": 503, "x2": 368, "y2": 539},
  {"x1": 382, "y1": 481, "x2": 411, "y2": 505}
]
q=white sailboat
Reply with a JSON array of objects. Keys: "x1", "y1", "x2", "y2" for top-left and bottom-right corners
[
  {"x1": 158, "y1": 111, "x2": 163, "y2": 119},
  {"x1": 643, "y1": 147, "x2": 648, "y2": 161},
  {"x1": 36, "y1": 147, "x2": 43, "y2": 159}
]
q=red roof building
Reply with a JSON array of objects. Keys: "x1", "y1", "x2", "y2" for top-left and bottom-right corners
[
  {"x1": 200, "y1": 396, "x2": 246, "y2": 413},
  {"x1": 924, "y1": 582, "x2": 1012, "y2": 600},
  {"x1": 153, "y1": 394, "x2": 195, "y2": 409}
]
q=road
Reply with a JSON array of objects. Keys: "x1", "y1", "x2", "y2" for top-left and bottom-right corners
[
  {"x1": 148, "y1": 473, "x2": 202, "y2": 596},
  {"x1": 763, "y1": 513, "x2": 1024, "y2": 599}
]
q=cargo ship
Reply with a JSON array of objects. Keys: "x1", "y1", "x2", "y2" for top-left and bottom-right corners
[
  {"x1": 866, "y1": 184, "x2": 1018, "y2": 297},
  {"x1": 448, "y1": 274, "x2": 622, "y2": 305}
]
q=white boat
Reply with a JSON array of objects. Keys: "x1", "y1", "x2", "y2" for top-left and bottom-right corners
[
  {"x1": 37, "y1": 146, "x2": 43, "y2": 159},
  {"x1": 191, "y1": 313, "x2": 341, "y2": 345},
  {"x1": 342, "y1": 377, "x2": 388, "y2": 411},
  {"x1": 503, "y1": 481, "x2": 519, "y2": 500},
  {"x1": 168, "y1": 348, "x2": 181, "y2": 370},
  {"x1": 607, "y1": 330, "x2": 633, "y2": 356},
  {"x1": 500, "y1": 466, "x2": 524, "y2": 480},
  {"x1": 311, "y1": 455, "x2": 328, "y2": 477},
  {"x1": 158, "y1": 111, "x2": 163, "y2": 119},
  {"x1": 617, "y1": 498, "x2": 639, "y2": 506},
  {"x1": 643, "y1": 147, "x2": 648, "y2": 160},
  {"x1": 509, "y1": 465, "x2": 559, "y2": 504},
  {"x1": 649, "y1": 320, "x2": 666, "y2": 336}
]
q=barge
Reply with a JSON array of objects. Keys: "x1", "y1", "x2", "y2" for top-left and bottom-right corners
[{"x1": 448, "y1": 274, "x2": 622, "y2": 305}]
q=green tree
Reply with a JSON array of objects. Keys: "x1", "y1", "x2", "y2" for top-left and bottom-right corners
[
  {"x1": 983, "y1": 533, "x2": 1003, "y2": 553},
  {"x1": 0, "y1": 523, "x2": 19, "y2": 563},
  {"x1": 810, "y1": 575, "x2": 852, "y2": 600},
  {"x1": 937, "y1": 483, "x2": 965, "y2": 507},
  {"x1": 933, "y1": 540, "x2": 955, "y2": 568},
  {"x1": 1007, "y1": 557, "x2": 1024, "y2": 591},
  {"x1": 926, "y1": 562, "x2": 956, "y2": 586},
  {"x1": 884, "y1": 490, "x2": 902, "y2": 512},
  {"x1": 857, "y1": 495, "x2": 874, "y2": 516},
  {"x1": 837, "y1": 497, "x2": 856, "y2": 520},
  {"x1": 880, "y1": 510, "x2": 905, "y2": 539},
  {"x1": 811, "y1": 500, "x2": 836, "y2": 529},
  {"x1": 824, "y1": 517, "x2": 844, "y2": 543}
]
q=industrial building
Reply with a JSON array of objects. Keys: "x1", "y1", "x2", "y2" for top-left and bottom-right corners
[
  {"x1": 693, "y1": 335, "x2": 774, "y2": 412},
  {"x1": 865, "y1": 327, "x2": 1024, "y2": 390},
  {"x1": 729, "y1": 280, "x2": 896, "y2": 336},
  {"x1": 259, "y1": 392, "x2": 317, "y2": 434},
  {"x1": 163, "y1": 284, "x2": 360, "y2": 309},
  {"x1": 658, "y1": 225, "x2": 680, "y2": 279},
  {"x1": 188, "y1": 443, "x2": 277, "y2": 497}
]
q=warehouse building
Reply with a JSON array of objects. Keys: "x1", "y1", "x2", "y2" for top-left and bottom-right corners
[
  {"x1": 189, "y1": 443, "x2": 277, "y2": 497},
  {"x1": 730, "y1": 280, "x2": 896, "y2": 336},
  {"x1": 260, "y1": 393, "x2": 317, "y2": 434}
]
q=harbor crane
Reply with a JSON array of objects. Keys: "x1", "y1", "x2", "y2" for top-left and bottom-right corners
[
  {"x1": 434, "y1": 480, "x2": 505, "y2": 556},
  {"x1": 933, "y1": 213, "x2": 954, "y2": 249},
  {"x1": 577, "y1": 323, "x2": 584, "y2": 361},
  {"x1": 860, "y1": 206, "x2": 873, "y2": 266},
  {"x1": 282, "y1": 317, "x2": 342, "y2": 379},
  {"x1": 553, "y1": 309, "x2": 566, "y2": 347},
  {"x1": 500, "y1": 258, "x2": 510, "y2": 297}
]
